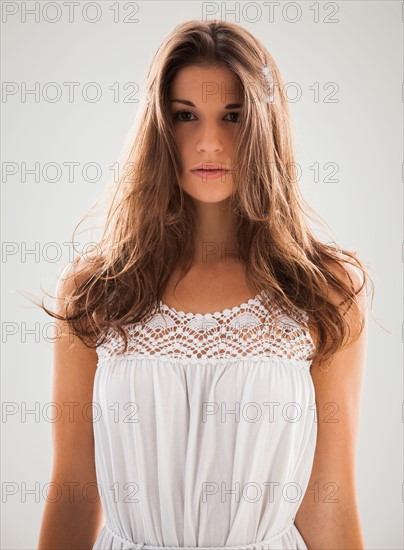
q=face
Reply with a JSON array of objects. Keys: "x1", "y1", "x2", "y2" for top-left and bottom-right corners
[{"x1": 169, "y1": 65, "x2": 243, "y2": 203}]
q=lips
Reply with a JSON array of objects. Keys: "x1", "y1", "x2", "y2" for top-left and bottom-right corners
[
  {"x1": 191, "y1": 169, "x2": 228, "y2": 174},
  {"x1": 190, "y1": 163, "x2": 229, "y2": 172},
  {"x1": 189, "y1": 163, "x2": 231, "y2": 180},
  {"x1": 190, "y1": 168, "x2": 230, "y2": 180}
]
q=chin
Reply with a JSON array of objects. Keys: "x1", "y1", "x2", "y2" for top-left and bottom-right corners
[
  {"x1": 182, "y1": 188, "x2": 233, "y2": 203},
  {"x1": 180, "y1": 179, "x2": 233, "y2": 203}
]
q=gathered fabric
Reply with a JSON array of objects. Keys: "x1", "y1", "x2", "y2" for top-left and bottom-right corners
[{"x1": 92, "y1": 290, "x2": 316, "y2": 550}]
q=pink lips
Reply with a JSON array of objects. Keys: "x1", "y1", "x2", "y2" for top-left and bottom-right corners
[{"x1": 191, "y1": 169, "x2": 229, "y2": 180}]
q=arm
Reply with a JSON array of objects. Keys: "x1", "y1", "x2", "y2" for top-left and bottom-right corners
[
  {"x1": 37, "y1": 260, "x2": 104, "y2": 549},
  {"x1": 295, "y1": 260, "x2": 368, "y2": 549}
]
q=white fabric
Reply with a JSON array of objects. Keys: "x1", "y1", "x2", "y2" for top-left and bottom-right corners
[{"x1": 92, "y1": 290, "x2": 317, "y2": 550}]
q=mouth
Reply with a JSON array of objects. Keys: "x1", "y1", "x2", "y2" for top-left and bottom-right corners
[
  {"x1": 190, "y1": 168, "x2": 230, "y2": 180},
  {"x1": 191, "y1": 168, "x2": 229, "y2": 174}
]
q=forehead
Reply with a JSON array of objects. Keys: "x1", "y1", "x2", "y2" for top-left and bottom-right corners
[{"x1": 170, "y1": 65, "x2": 242, "y2": 103}]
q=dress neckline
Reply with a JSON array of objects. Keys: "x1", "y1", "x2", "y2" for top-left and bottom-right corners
[{"x1": 158, "y1": 289, "x2": 267, "y2": 319}]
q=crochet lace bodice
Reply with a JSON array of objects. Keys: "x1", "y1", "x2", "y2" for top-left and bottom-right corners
[{"x1": 96, "y1": 289, "x2": 315, "y2": 368}]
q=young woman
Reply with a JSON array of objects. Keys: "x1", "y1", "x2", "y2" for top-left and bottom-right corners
[{"x1": 38, "y1": 20, "x2": 373, "y2": 550}]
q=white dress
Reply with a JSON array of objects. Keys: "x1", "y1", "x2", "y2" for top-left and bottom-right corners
[{"x1": 92, "y1": 289, "x2": 317, "y2": 550}]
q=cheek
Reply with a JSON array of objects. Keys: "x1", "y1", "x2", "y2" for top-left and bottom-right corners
[
  {"x1": 173, "y1": 129, "x2": 192, "y2": 158},
  {"x1": 174, "y1": 125, "x2": 190, "y2": 144}
]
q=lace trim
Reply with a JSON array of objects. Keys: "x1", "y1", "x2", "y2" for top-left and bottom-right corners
[
  {"x1": 96, "y1": 290, "x2": 315, "y2": 367},
  {"x1": 158, "y1": 291, "x2": 268, "y2": 319}
]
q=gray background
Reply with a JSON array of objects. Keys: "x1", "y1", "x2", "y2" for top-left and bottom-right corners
[{"x1": 2, "y1": 1, "x2": 402, "y2": 548}]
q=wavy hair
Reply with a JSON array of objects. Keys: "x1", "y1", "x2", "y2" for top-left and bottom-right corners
[{"x1": 33, "y1": 19, "x2": 375, "y2": 365}]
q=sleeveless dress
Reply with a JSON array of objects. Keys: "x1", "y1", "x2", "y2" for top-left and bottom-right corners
[{"x1": 92, "y1": 289, "x2": 317, "y2": 550}]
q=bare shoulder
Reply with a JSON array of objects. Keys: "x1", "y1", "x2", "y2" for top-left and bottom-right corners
[
  {"x1": 306, "y1": 250, "x2": 367, "y2": 353},
  {"x1": 327, "y1": 251, "x2": 368, "y2": 351},
  {"x1": 56, "y1": 253, "x2": 102, "y2": 302},
  {"x1": 323, "y1": 250, "x2": 366, "y2": 311},
  {"x1": 311, "y1": 248, "x2": 368, "y2": 372}
]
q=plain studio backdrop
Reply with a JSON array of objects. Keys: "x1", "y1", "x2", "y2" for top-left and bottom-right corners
[{"x1": 1, "y1": 1, "x2": 401, "y2": 548}]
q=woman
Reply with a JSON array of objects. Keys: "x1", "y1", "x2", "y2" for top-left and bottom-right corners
[{"x1": 37, "y1": 20, "x2": 373, "y2": 550}]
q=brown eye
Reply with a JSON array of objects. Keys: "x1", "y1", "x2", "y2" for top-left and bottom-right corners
[
  {"x1": 225, "y1": 112, "x2": 240, "y2": 123},
  {"x1": 173, "y1": 111, "x2": 196, "y2": 122}
]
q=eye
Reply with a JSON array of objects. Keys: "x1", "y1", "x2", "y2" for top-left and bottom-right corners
[
  {"x1": 225, "y1": 112, "x2": 240, "y2": 123},
  {"x1": 172, "y1": 110, "x2": 241, "y2": 123},
  {"x1": 173, "y1": 110, "x2": 196, "y2": 122}
]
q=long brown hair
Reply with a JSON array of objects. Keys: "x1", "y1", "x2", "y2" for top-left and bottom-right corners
[{"x1": 31, "y1": 19, "x2": 375, "y2": 364}]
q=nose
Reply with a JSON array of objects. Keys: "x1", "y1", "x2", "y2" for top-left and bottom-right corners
[{"x1": 196, "y1": 123, "x2": 224, "y2": 153}]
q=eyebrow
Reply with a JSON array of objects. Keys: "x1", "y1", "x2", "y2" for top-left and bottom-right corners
[{"x1": 169, "y1": 99, "x2": 242, "y2": 109}]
